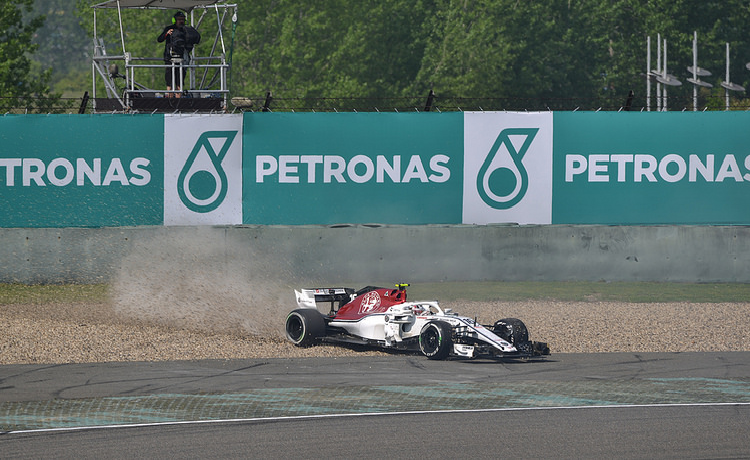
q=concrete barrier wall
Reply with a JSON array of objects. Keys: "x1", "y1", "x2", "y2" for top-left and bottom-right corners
[{"x1": 1, "y1": 225, "x2": 748, "y2": 284}]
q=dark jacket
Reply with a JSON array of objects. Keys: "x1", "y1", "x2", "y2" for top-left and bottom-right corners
[
  {"x1": 157, "y1": 25, "x2": 201, "y2": 62},
  {"x1": 157, "y1": 25, "x2": 180, "y2": 62}
]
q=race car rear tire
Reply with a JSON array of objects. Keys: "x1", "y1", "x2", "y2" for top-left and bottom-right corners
[
  {"x1": 493, "y1": 318, "x2": 529, "y2": 345},
  {"x1": 419, "y1": 321, "x2": 452, "y2": 360},
  {"x1": 285, "y1": 309, "x2": 326, "y2": 347}
]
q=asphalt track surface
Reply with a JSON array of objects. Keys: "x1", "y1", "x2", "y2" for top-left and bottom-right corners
[{"x1": 2, "y1": 352, "x2": 750, "y2": 458}]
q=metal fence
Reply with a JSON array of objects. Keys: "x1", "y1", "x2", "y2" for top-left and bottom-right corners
[{"x1": 2, "y1": 91, "x2": 749, "y2": 114}]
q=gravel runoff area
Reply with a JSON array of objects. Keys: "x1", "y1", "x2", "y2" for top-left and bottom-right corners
[{"x1": 2, "y1": 300, "x2": 750, "y2": 365}]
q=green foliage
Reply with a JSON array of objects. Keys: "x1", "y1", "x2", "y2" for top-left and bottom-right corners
[
  {"x1": 228, "y1": 0, "x2": 432, "y2": 99},
  {"x1": 32, "y1": 0, "x2": 89, "y2": 91},
  {"x1": 0, "y1": 0, "x2": 67, "y2": 111},
  {"x1": 18, "y1": 0, "x2": 750, "y2": 109}
]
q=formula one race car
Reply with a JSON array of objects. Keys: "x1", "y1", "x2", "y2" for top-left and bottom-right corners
[{"x1": 285, "y1": 284, "x2": 550, "y2": 360}]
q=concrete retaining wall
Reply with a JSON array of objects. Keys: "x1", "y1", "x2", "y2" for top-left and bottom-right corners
[{"x1": 0, "y1": 225, "x2": 748, "y2": 284}]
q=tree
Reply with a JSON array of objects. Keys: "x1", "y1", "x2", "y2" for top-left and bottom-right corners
[
  {"x1": 410, "y1": 1, "x2": 620, "y2": 108},
  {"x1": 0, "y1": 0, "x2": 63, "y2": 112},
  {"x1": 32, "y1": 0, "x2": 91, "y2": 97},
  {"x1": 64, "y1": 0, "x2": 750, "y2": 111}
]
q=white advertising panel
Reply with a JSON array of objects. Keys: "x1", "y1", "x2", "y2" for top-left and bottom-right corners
[
  {"x1": 164, "y1": 114, "x2": 243, "y2": 225},
  {"x1": 463, "y1": 112, "x2": 553, "y2": 224}
]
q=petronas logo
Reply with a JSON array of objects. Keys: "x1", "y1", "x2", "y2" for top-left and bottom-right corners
[
  {"x1": 177, "y1": 131, "x2": 237, "y2": 213},
  {"x1": 477, "y1": 128, "x2": 538, "y2": 209}
]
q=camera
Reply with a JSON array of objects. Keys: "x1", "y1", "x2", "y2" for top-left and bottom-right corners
[{"x1": 169, "y1": 26, "x2": 201, "y2": 59}]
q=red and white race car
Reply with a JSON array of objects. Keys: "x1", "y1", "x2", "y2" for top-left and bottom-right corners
[{"x1": 285, "y1": 284, "x2": 550, "y2": 360}]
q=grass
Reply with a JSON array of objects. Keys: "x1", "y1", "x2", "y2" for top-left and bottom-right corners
[
  {"x1": 0, "y1": 281, "x2": 748, "y2": 305},
  {"x1": 407, "y1": 281, "x2": 750, "y2": 303},
  {"x1": 0, "y1": 284, "x2": 108, "y2": 305}
]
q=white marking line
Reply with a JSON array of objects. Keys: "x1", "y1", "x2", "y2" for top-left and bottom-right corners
[{"x1": 5, "y1": 402, "x2": 750, "y2": 435}]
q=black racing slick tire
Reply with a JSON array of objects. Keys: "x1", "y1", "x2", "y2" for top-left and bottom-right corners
[
  {"x1": 419, "y1": 321, "x2": 453, "y2": 360},
  {"x1": 285, "y1": 309, "x2": 326, "y2": 347},
  {"x1": 492, "y1": 318, "x2": 529, "y2": 345}
]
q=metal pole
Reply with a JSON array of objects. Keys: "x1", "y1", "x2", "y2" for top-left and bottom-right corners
[
  {"x1": 116, "y1": 1, "x2": 126, "y2": 56},
  {"x1": 116, "y1": 0, "x2": 129, "y2": 109},
  {"x1": 92, "y1": 9, "x2": 97, "y2": 105},
  {"x1": 200, "y1": 8, "x2": 228, "y2": 90},
  {"x1": 215, "y1": 5, "x2": 227, "y2": 54},
  {"x1": 693, "y1": 32, "x2": 698, "y2": 111},
  {"x1": 217, "y1": 5, "x2": 227, "y2": 108},
  {"x1": 646, "y1": 36, "x2": 651, "y2": 111},
  {"x1": 656, "y1": 34, "x2": 662, "y2": 111},
  {"x1": 726, "y1": 43, "x2": 730, "y2": 111},
  {"x1": 190, "y1": 10, "x2": 195, "y2": 93},
  {"x1": 125, "y1": 53, "x2": 130, "y2": 109},
  {"x1": 91, "y1": 61, "x2": 96, "y2": 111},
  {"x1": 662, "y1": 38, "x2": 667, "y2": 112}
]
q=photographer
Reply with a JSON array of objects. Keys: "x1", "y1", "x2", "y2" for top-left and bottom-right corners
[{"x1": 157, "y1": 11, "x2": 201, "y2": 98}]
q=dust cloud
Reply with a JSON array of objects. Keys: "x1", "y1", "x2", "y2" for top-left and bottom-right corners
[{"x1": 110, "y1": 228, "x2": 306, "y2": 337}]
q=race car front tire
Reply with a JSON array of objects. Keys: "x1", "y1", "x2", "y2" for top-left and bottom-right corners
[
  {"x1": 493, "y1": 318, "x2": 549, "y2": 356},
  {"x1": 285, "y1": 309, "x2": 326, "y2": 347},
  {"x1": 492, "y1": 318, "x2": 529, "y2": 345},
  {"x1": 419, "y1": 321, "x2": 453, "y2": 360}
]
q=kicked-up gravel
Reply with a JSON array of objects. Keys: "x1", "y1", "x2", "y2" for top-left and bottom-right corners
[{"x1": 2, "y1": 299, "x2": 749, "y2": 365}]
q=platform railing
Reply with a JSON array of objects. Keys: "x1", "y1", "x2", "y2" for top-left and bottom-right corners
[{"x1": 91, "y1": 53, "x2": 229, "y2": 112}]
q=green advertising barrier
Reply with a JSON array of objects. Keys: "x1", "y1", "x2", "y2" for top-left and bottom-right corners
[
  {"x1": 242, "y1": 112, "x2": 464, "y2": 224},
  {"x1": 552, "y1": 111, "x2": 750, "y2": 224},
  {"x1": 0, "y1": 115, "x2": 164, "y2": 227},
  {"x1": 2, "y1": 112, "x2": 750, "y2": 228}
]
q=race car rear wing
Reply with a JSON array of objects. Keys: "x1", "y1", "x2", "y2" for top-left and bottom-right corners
[{"x1": 295, "y1": 288, "x2": 356, "y2": 314}]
